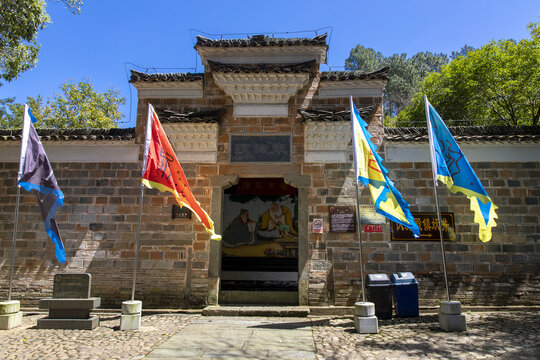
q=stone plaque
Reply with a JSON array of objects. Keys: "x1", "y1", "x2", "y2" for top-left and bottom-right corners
[
  {"x1": 230, "y1": 135, "x2": 291, "y2": 162},
  {"x1": 329, "y1": 206, "x2": 356, "y2": 233},
  {"x1": 53, "y1": 273, "x2": 91, "y2": 299}
]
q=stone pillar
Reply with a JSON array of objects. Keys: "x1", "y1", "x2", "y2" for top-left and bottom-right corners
[
  {"x1": 0, "y1": 300, "x2": 22, "y2": 330},
  {"x1": 284, "y1": 174, "x2": 311, "y2": 306},
  {"x1": 120, "y1": 300, "x2": 142, "y2": 331},
  {"x1": 439, "y1": 300, "x2": 467, "y2": 332},
  {"x1": 354, "y1": 302, "x2": 378, "y2": 334},
  {"x1": 207, "y1": 175, "x2": 239, "y2": 305}
]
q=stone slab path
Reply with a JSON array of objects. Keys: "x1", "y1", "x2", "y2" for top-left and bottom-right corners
[{"x1": 144, "y1": 316, "x2": 316, "y2": 360}]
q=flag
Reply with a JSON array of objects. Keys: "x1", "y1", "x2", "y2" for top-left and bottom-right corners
[
  {"x1": 425, "y1": 96, "x2": 498, "y2": 242},
  {"x1": 350, "y1": 98, "x2": 420, "y2": 238},
  {"x1": 18, "y1": 105, "x2": 66, "y2": 263},
  {"x1": 142, "y1": 104, "x2": 221, "y2": 240}
]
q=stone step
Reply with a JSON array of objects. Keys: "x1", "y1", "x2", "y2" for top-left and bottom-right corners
[{"x1": 202, "y1": 305, "x2": 310, "y2": 317}]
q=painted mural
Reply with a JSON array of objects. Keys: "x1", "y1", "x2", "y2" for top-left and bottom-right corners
[{"x1": 222, "y1": 191, "x2": 298, "y2": 258}]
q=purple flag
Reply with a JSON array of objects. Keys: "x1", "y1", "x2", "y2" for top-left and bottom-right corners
[{"x1": 18, "y1": 105, "x2": 66, "y2": 263}]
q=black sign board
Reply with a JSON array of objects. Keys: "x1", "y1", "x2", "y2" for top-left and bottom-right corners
[
  {"x1": 230, "y1": 135, "x2": 291, "y2": 162},
  {"x1": 391, "y1": 212, "x2": 455, "y2": 241},
  {"x1": 329, "y1": 206, "x2": 356, "y2": 233},
  {"x1": 53, "y1": 273, "x2": 91, "y2": 299},
  {"x1": 172, "y1": 205, "x2": 192, "y2": 219}
]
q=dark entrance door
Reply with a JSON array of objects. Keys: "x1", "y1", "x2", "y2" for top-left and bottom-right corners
[{"x1": 220, "y1": 178, "x2": 298, "y2": 303}]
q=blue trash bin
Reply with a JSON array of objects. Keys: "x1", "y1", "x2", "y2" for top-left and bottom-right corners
[
  {"x1": 391, "y1": 272, "x2": 419, "y2": 317},
  {"x1": 366, "y1": 274, "x2": 393, "y2": 319}
]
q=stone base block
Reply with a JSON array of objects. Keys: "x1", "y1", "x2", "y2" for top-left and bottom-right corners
[
  {"x1": 0, "y1": 300, "x2": 21, "y2": 315},
  {"x1": 39, "y1": 297, "x2": 101, "y2": 310},
  {"x1": 0, "y1": 311, "x2": 22, "y2": 330},
  {"x1": 37, "y1": 316, "x2": 99, "y2": 330},
  {"x1": 354, "y1": 315, "x2": 379, "y2": 334},
  {"x1": 120, "y1": 313, "x2": 141, "y2": 331},
  {"x1": 354, "y1": 302, "x2": 375, "y2": 317},
  {"x1": 122, "y1": 300, "x2": 142, "y2": 315},
  {"x1": 439, "y1": 313, "x2": 467, "y2": 332}
]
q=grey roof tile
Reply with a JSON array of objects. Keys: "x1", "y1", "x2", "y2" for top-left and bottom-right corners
[
  {"x1": 320, "y1": 67, "x2": 390, "y2": 81},
  {"x1": 130, "y1": 70, "x2": 203, "y2": 83},
  {"x1": 195, "y1": 34, "x2": 327, "y2": 47}
]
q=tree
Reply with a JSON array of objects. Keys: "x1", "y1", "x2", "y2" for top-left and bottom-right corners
[
  {"x1": 394, "y1": 20, "x2": 540, "y2": 127},
  {"x1": 0, "y1": 79, "x2": 125, "y2": 128},
  {"x1": 0, "y1": 0, "x2": 83, "y2": 85},
  {"x1": 345, "y1": 46, "x2": 448, "y2": 117}
]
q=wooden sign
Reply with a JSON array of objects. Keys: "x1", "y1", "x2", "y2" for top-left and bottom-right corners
[
  {"x1": 329, "y1": 206, "x2": 356, "y2": 233},
  {"x1": 230, "y1": 135, "x2": 291, "y2": 162},
  {"x1": 391, "y1": 212, "x2": 455, "y2": 241},
  {"x1": 172, "y1": 205, "x2": 192, "y2": 219}
]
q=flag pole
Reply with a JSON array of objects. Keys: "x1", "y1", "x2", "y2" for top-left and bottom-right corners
[
  {"x1": 8, "y1": 187, "x2": 22, "y2": 301},
  {"x1": 131, "y1": 182, "x2": 144, "y2": 301},
  {"x1": 425, "y1": 96, "x2": 451, "y2": 302},
  {"x1": 354, "y1": 182, "x2": 366, "y2": 302}
]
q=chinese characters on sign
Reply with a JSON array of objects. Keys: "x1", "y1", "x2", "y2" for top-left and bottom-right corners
[
  {"x1": 230, "y1": 135, "x2": 291, "y2": 162},
  {"x1": 329, "y1": 206, "x2": 356, "y2": 232},
  {"x1": 391, "y1": 212, "x2": 455, "y2": 241}
]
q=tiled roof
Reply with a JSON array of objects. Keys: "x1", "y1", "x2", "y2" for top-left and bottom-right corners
[
  {"x1": 384, "y1": 126, "x2": 540, "y2": 142},
  {"x1": 208, "y1": 60, "x2": 315, "y2": 74},
  {"x1": 320, "y1": 67, "x2": 390, "y2": 81},
  {"x1": 0, "y1": 128, "x2": 135, "y2": 141},
  {"x1": 195, "y1": 34, "x2": 328, "y2": 47},
  {"x1": 155, "y1": 108, "x2": 223, "y2": 123},
  {"x1": 129, "y1": 70, "x2": 203, "y2": 83},
  {"x1": 299, "y1": 107, "x2": 374, "y2": 123}
]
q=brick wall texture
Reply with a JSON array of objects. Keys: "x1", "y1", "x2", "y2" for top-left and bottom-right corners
[{"x1": 1, "y1": 68, "x2": 539, "y2": 308}]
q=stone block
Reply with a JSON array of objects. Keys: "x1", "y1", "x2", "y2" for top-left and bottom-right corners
[
  {"x1": 0, "y1": 311, "x2": 22, "y2": 330},
  {"x1": 122, "y1": 300, "x2": 142, "y2": 315},
  {"x1": 0, "y1": 300, "x2": 20, "y2": 315},
  {"x1": 53, "y1": 273, "x2": 91, "y2": 299},
  {"x1": 440, "y1": 300, "x2": 462, "y2": 315},
  {"x1": 354, "y1": 302, "x2": 375, "y2": 317},
  {"x1": 354, "y1": 315, "x2": 378, "y2": 334},
  {"x1": 120, "y1": 313, "x2": 141, "y2": 331},
  {"x1": 439, "y1": 313, "x2": 467, "y2": 332},
  {"x1": 39, "y1": 297, "x2": 101, "y2": 310},
  {"x1": 37, "y1": 316, "x2": 99, "y2": 330}
]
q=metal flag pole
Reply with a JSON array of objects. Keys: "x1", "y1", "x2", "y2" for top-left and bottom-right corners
[
  {"x1": 354, "y1": 181, "x2": 366, "y2": 302},
  {"x1": 8, "y1": 187, "x2": 22, "y2": 301},
  {"x1": 131, "y1": 182, "x2": 145, "y2": 301},
  {"x1": 425, "y1": 96, "x2": 451, "y2": 302}
]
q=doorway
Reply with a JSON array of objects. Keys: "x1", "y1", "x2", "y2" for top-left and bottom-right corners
[{"x1": 220, "y1": 178, "x2": 299, "y2": 304}]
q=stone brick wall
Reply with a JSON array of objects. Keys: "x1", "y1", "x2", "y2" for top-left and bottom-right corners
[{"x1": 1, "y1": 69, "x2": 538, "y2": 308}]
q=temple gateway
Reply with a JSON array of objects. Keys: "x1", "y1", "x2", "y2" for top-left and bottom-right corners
[{"x1": 0, "y1": 34, "x2": 539, "y2": 308}]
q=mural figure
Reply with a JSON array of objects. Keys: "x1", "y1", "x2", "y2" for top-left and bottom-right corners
[
  {"x1": 258, "y1": 202, "x2": 297, "y2": 240},
  {"x1": 222, "y1": 209, "x2": 257, "y2": 247}
]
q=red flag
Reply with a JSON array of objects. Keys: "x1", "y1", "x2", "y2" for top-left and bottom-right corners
[{"x1": 142, "y1": 104, "x2": 221, "y2": 240}]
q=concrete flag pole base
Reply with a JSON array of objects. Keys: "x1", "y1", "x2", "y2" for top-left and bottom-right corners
[
  {"x1": 354, "y1": 302, "x2": 379, "y2": 334},
  {"x1": 120, "y1": 300, "x2": 142, "y2": 331},
  {"x1": 439, "y1": 300, "x2": 467, "y2": 332},
  {"x1": 0, "y1": 300, "x2": 23, "y2": 330}
]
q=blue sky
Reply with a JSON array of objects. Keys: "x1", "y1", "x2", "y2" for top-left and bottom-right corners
[{"x1": 1, "y1": 0, "x2": 538, "y2": 128}]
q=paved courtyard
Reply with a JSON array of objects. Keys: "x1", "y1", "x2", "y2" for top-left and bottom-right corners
[{"x1": 0, "y1": 311, "x2": 538, "y2": 359}]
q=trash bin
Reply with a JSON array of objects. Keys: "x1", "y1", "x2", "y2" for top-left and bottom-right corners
[
  {"x1": 366, "y1": 273, "x2": 393, "y2": 319},
  {"x1": 391, "y1": 272, "x2": 419, "y2": 317}
]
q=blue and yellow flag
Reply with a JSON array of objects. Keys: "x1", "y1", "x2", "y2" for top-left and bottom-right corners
[
  {"x1": 350, "y1": 98, "x2": 420, "y2": 238},
  {"x1": 425, "y1": 96, "x2": 498, "y2": 242}
]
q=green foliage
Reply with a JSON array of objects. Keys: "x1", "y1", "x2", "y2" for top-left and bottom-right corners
[
  {"x1": 345, "y1": 46, "x2": 448, "y2": 117},
  {"x1": 0, "y1": 80, "x2": 125, "y2": 128},
  {"x1": 0, "y1": 0, "x2": 83, "y2": 85},
  {"x1": 395, "y1": 20, "x2": 540, "y2": 127}
]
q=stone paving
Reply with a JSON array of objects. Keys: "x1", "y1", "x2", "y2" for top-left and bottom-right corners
[
  {"x1": 0, "y1": 311, "x2": 538, "y2": 359},
  {"x1": 0, "y1": 312, "x2": 197, "y2": 360},
  {"x1": 312, "y1": 311, "x2": 540, "y2": 359}
]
